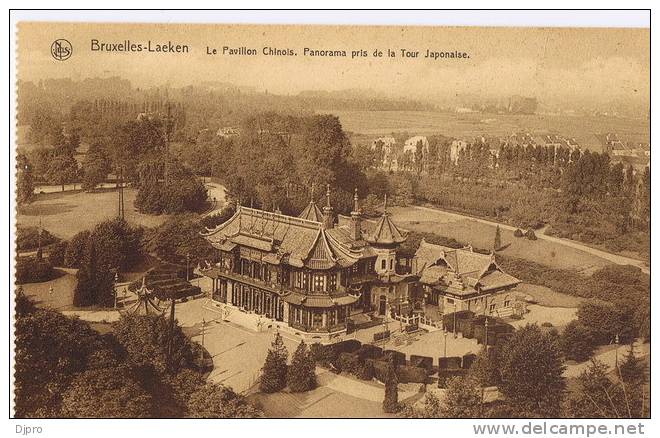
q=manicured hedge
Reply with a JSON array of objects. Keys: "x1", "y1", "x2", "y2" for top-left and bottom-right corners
[
  {"x1": 397, "y1": 365, "x2": 428, "y2": 384},
  {"x1": 462, "y1": 353, "x2": 478, "y2": 369},
  {"x1": 442, "y1": 310, "x2": 474, "y2": 333},
  {"x1": 337, "y1": 352, "x2": 361, "y2": 373},
  {"x1": 410, "y1": 355, "x2": 433, "y2": 373},
  {"x1": 373, "y1": 330, "x2": 390, "y2": 342},
  {"x1": 310, "y1": 339, "x2": 363, "y2": 367},
  {"x1": 383, "y1": 350, "x2": 406, "y2": 366},
  {"x1": 438, "y1": 356, "x2": 462, "y2": 370},
  {"x1": 357, "y1": 344, "x2": 383, "y2": 361}
]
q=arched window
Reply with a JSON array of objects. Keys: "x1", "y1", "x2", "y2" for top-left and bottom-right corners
[{"x1": 381, "y1": 259, "x2": 386, "y2": 270}]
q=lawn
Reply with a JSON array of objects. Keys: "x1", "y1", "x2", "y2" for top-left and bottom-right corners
[
  {"x1": 389, "y1": 205, "x2": 611, "y2": 274},
  {"x1": 17, "y1": 187, "x2": 169, "y2": 239}
]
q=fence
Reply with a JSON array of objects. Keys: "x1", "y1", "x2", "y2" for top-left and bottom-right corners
[{"x1": 393, "y1": 313, "x2": 443, "y2": 331}]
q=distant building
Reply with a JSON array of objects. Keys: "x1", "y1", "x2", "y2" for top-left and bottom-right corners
[
  {"x1": 217, "y1": 127, "x2": 240, "y2": 138},
  {"x1": 412, "y1": 239, "x2": 523, "y2": 319},
  {"x1": 404, "y1": 136, "x2": 429, "y2": 162},
  {"x1": 450, "y1": 140, "x2": 468, "y2": 165}
]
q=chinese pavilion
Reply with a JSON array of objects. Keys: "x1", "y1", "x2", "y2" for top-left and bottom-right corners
[{"x1": 200, "y1": 187, "x2": 418, "y2": 335}]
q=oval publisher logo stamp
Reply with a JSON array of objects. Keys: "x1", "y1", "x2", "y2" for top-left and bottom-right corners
[{"x1": 51, "y1": 39, "x2": 72, "y2": 61}]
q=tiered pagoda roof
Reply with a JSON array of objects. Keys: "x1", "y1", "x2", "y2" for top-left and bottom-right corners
[
  {"x1": 365, "y1": 196, "x2": 407, "y2": 245},
  {"x1": 298, "y1": 199, "x2": 324, "y2": 222},
  {"x1": 203, "y1": 205, "x2": 366, "y2": 270}
]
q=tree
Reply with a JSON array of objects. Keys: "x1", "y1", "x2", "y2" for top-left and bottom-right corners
[
  {"x1": 14, "y1": 308, "x2": 116, "y2": 417},
  {"x1": 260, "y1": 332, "x2": 289, "y2": 393},
  {"x1": 60, "y1": 366, "x2": 153, "y2": 418},
  {"x1": 113, "y1": 314, "x2": 196, "y2": 375},
  {"x1": 81, "y1": 142, "x2": 111, "y2": 191},
  {"x1": 287, "y1": 340, "x2": 317, "y2": 392},
  {"x1": 469, "y1": 347, "x2": 500, "y2": 387},
  {"x1": 493, "y1": 225, "x2": 502, "y2": 251},
  {"x1": 187, "y1": 384, "x2": 263, "y2": 418},
  {"x1": 441, "y1": 376, "x2": 482, "y2": 418},
  {"x1": 499, "y1": 324, "x2": 565, "y2": 417},
  {"x1": 560, "y1": 320, "x2": 597, "y2": 362},
  {"x1": 382, "y1": 355, "x2": 399, "y2": 413},
  {"x1": 73, "y1": 239, "x2": 115, "y2": 307},
  {"x1": 45, "y1": 152, "x2": 78, "y2": 191},
  {"x1": 576, "y1": 301, "x2": 635, "y2": 345},
  {"x1": 16, "y1": 153, "x2": 34, "y2": 205}
]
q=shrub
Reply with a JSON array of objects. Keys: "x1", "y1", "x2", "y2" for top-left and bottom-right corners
[
  {"x1": 356, "y1": 360, "x2": 375, "y2": 381},
  {"x1": 397, "y1": 365, "x2": 428, "y2": 384},
  {"x1": 438, "y1": 368, "x2": 468, "y2": 388},
  {"x1": 382, "y1": 357, "x2": 399, "y2": 413},
  {"x1": 541, "y1": 322, "x2": 554, "y2": 327},
  {"x1": 513, "y1": 228, "x2": 524, "y2": 238},
  {"x1": 525, "y1": 229, "x2": 538, "y2": 240},
  {"x1": 15, "y1": 256, "x2": 57, "y2": 284},
  {"x1": 48, "y1": 241, "x2": 68, "y2": 267},
  {"x1": 559, "y1": 320, "x2": 597, "y2": 362},
  {"x1": 16, "y1": 226, "x2": 59, "y2": 251}
]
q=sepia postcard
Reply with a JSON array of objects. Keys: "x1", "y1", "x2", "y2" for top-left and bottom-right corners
[{"x1": 11, "y1": 13, "x2": 651, "y2": 425}]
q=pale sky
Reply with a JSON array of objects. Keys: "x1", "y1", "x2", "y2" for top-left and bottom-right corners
[{"x1": 17, "y1": 22, "x2": 649, "y2": 105}]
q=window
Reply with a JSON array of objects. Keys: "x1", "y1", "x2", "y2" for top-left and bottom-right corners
[
  {"x1": 389, "y1": 259, "x2": 394, "y2": 270},
  {"x1": 295, "y1": 271, "x2": 302, "y2": 289},
  {"x1": 313, "y1": 312, "x2": 323, "y2": 327},
  {"x1": 504, "y1": 300, "x2": 511, "y2": 308},
  {"x1": 313, "y1": 274, "x2": 325, "y2": 292},
  {"x1": 489, "y1": 303, "x2": 496, "y2": 312},
  {"x1": 446, "y1": 298, "x2": 455, "y2": 305},
  {"x1": 328, "y1": 310, "x2": 337, "y2": 327},
  {"x1": 328, "y1": 273, "x2": 337, "y2": 292},
  {"x1": 381, "y1": 259, "x2": 386, "y2": 270},
  {"x1": 302, "y1": 273, "x2": 309, "y2": 291}
]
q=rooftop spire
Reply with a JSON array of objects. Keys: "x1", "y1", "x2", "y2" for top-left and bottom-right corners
[
  {"x1": 325, "y1": 184, "x2": 331, "y2": 208},
  {"x1": 322, "y1": 184, "x2": 334, "y2": 229},
  {"x1": 384, "y1": 194, "x2": 388, "y2": 214}
]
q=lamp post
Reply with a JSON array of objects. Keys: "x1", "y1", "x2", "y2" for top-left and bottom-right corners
[
  {"x1": 200, "y1": 318, "x2": 206, "y2": 361},
  {"x1": 484, "y1": 317, "x2": 489, "y2": 349},
  {"x1": 614, "y1": 333, "x2": 620, "y2": 370},
  {"x1": 113, "y1": 272, "x2": 119, "y2": 309}
]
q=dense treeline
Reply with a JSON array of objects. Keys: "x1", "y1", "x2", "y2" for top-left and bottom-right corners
[
  {"x1": 14, "y1": 294, "x2": 261, "y2": 418},
  {"x1": 380, "y1": 137, "x2": 650, "y2": 258}
]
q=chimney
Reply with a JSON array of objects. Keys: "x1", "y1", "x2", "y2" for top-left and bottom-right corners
[
  {"x1": 350, "y1": 187, "x2": 362, "y2": 240},
  {"x1": 322, "y1": 184, "x2": 334, "y2": 229}
]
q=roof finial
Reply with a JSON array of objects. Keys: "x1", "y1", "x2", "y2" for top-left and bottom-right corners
[
  {"x1": 310, "y1": 183, "x2": 315, "y2": 203},
  {"x1": 353, "y1": 187, "x2": 360, "y2": 213},
  {"x1": 325, "y1": 184, "x2": 331, "y2": 208},
  {"x1": 384, "y1": 194, "x2": 388, "y2": 214}
]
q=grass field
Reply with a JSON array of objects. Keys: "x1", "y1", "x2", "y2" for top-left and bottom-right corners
[
  {"x1": 324, "y1": 109, "x2": 649, "y2": 152},
  {"x1": 389, "y1": 205, "x2": 611, "y2": 274},
  {"x1": 17, "y1": 187, "x2": 169, "y2": 239}
]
